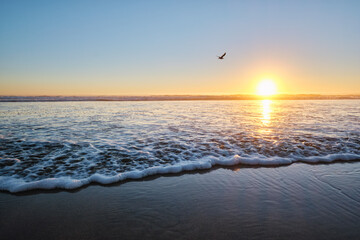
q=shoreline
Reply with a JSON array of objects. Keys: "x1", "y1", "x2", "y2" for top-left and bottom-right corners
[
  {"x1": 1, "y1": 160, "x2": 357, "y2": 196},
  {"x1": 1, "y1": 157, "x2": 360, "y2": 194}
]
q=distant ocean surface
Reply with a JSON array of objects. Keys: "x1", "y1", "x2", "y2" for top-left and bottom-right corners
[
  {"x1": 1, "y1": 100, "x2": 359, "y2": 192},
  {"x1": 1, "y1": 94, "x2": 360, "y2": 102}
]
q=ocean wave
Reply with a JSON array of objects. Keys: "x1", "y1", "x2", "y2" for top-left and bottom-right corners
[{"x1": 1, "y1": 100, "x2": 359, "y2": 193}]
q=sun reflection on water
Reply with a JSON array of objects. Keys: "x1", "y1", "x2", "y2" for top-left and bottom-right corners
[{"x1": 259, "y1": 100, "x2": 272, "y2": 133}]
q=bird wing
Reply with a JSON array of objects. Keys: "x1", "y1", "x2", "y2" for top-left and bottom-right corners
[{"x1": 221, "y1": 52, "x2": 226, "y2": 58}]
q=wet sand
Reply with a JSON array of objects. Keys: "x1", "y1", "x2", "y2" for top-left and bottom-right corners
[{"x1": 1, "y1": 162, "x2": 360, "y2": 240}]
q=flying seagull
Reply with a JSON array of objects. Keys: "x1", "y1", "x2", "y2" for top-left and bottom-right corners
[{"x1": 217, "y1": 52, "x2": 226, "y2": 60}]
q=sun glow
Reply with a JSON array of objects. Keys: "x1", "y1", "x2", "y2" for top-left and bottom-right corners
[{"x1": 256, "y1": 79, "x2": 277, "y2": 96}]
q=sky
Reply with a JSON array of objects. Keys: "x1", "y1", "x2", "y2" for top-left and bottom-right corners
[{"x1": 0, "y1": 0, "x2": 359, "y2": 96}]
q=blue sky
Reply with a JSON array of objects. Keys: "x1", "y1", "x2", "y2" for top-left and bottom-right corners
[{"x1": 1, "y1": 0, "x2": 359, "y2": 95}]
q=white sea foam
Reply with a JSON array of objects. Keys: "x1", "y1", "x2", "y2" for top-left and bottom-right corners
[{"x1": 1, "y1": 153, "x2": 359, "y2": 193}]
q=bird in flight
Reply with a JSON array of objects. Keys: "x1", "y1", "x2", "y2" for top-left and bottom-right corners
[{"x1": 217, "y1": 52, "x2": 226, "y2": 59}]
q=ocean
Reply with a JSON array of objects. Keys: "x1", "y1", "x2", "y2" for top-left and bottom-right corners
[{"x1": 1, "y1": 100, "x2": 359, "y2": 192}]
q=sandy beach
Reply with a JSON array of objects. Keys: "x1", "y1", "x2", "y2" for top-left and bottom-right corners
[{"x1": 1, "y1": 162, "x2": 359, "y2": 240}]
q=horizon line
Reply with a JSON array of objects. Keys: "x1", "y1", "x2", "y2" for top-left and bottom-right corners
[{"x1": 1, "y1": 94, "x2": 360, "y2": 102}]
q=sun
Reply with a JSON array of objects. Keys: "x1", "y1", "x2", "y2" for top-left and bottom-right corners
[{"x1": 256, "y1": 79, "x2": 277, "y2": 96}]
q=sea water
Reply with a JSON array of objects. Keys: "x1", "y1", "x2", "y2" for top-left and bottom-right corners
[{"x1": 0, "y1": 100, "x2": 359, "y2": 192}]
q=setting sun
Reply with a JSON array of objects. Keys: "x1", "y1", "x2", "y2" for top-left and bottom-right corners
[{"x1": 256, "y1": 79, "x2": 277, "y2": 96}]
